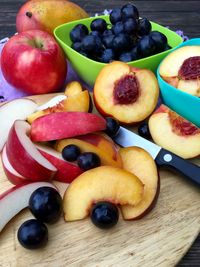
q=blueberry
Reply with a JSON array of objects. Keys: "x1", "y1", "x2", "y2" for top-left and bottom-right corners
[
  {"x1": 138, "y1": 18, "x2": 152, "y2": 36},
  {"x1": 17, "y1": 219, "x2": 48, "y2": 250},
  {"x1": 29, "y1": 187, "x2": 62, "y2": 224},
  {"x1": 150, "y1": 31, "x2": 168, "y2": 52},
  {"x1": 121, "y1": 4, "x2": 139, "y2": 21},
  {"x1": 62, "y1": 144, "x2": 81, "y2": 162},
  {"x1": 163, "y1": 44, "x2": 172, "y2": 51},
  {"x1": 102, "y1": 34, "x2": 115, "y2": 49},
  {"x1": 81, "y1": 35, "x2": 102, "y2": 53},
  {"x1": 100, "y1": 49, "x2": 115, "y2": 63},
  {"x1": 109, "y1": 8, "x2": 122, "y2": 24},
  {"x1": 79, "y1": 51, "x2": 88, "y2": 57},
  {"x1": 90, "y1": 18, "x2": 107, "y2": 33},
  {"x1": 138, "y1": 122, "x2": 151, "y2": 139},
  {"x1": 131, "y1": 46, "x2": 140, "y2": 60},
  {"x1": 137, "y1": 35, "x2": 156, "y2": 57},
  {"x1": 112, "y1": 21, "x2": 124, "y2": 35},
  {"x1": 71, "y1": 42, "x2": 82, "y2": 52},
  {"x1": 105, "y1": 117, "x2": 120, "y2": 138},
  {"x1": 70, "y1": 24, "x2": 88, "y2": 42},
  {"x1": 102, "y1": 29, "x2": 113, "y2": 38},
  {"x1": 124, "y1": 18, "x2": 138, "y2": 34},
  {"x1": 90, "y1": 202, "x2": 119, "y2": 229},
  {"x1": 119, "y1": 51, "x2": 133, "y2": 62},
  {"x1": 113, "y1": 33, "x2": 132, "y2": 52},
  {"x1": 90, "y1": 30, "x2": 102, "y2": 38},
  {"x1": 77, "y1": 152, "x2": 101, "y2": 171}
]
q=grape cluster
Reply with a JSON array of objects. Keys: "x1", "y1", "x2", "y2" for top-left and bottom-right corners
[{"x1": 69, "y1": 4, "x2": 170, "y2": 63}]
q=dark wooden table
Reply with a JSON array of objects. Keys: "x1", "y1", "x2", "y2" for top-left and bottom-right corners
[{"x1": 0, "y1": 0, "x2": 200, "y2": 266}]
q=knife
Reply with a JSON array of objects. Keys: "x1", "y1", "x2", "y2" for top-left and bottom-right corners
[{"x1": 114, "y1": 126, "x2": 200, "y2": 185}]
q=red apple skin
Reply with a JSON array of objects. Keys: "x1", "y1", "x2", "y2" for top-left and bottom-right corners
[
  {"x1": 38, "y1": 149, "x2": 83, "y2": 183},
  {"x1": 30, "y1": 112, "x2": 107, "y2": 142},
  {"x1": 0, "y1": 30, "x2": 67, "y2": 94},
  {"x1": 6, "y1": 122, "x2": 56, "y2": 181}
]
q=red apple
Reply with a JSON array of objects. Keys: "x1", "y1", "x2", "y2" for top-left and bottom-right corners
[
  {"x1": 6, "y1": 120, "x2": 57, "y2": 181},
  {"x1": 0, "y1": 30, "x2": 67, "y2": 94}
]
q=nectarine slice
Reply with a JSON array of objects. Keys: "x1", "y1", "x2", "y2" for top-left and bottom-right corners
[
  {"x1": 94, "y1": 61, "x2": 159, "y2": 124},
  {"x1": 63, "y1": 166, "x2": 144, "y2": 221},
  {"x1": 149, "y1": 104, "x2": 200, "y2": 159},
  {"x1": 55, "y1": 133, "x2": 122, "y2": 168},
  {"x1": 30, "y1": 112, "x2": 106, "y2": 142},
  {"x1": 120, "y1": 147, "x2": 160, "y2": 220},
  {"x1": 27, "y1": 90, "x2": 91, "y2": 124},
  {"x1": 64, "y1": 81, "x2": 83, "y2": 96}
]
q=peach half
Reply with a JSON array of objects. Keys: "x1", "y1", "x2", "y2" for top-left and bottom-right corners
[
  {"x1": 119, "y1": 147, "x2": 160, "y2": 220},
  {"x1": 94, "y1": 61, "x2": 159, "y2": 124},
  {"x1": 148, "y1": 104, "x2": 200, "y2": 159},
  {"x1": 55, "y1": 132, "x2": 122, "y2": 168},
  {"x1": 63, "y1": 166, "x2": 144, "y2": 221},
  {"x1": 159, "y1": 46, "x2": 200, "y2": 96}
]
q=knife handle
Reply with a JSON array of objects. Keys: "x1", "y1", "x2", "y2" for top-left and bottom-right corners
[{"x1": 155, "y1": 148, "x2": 200, "y2": 185}]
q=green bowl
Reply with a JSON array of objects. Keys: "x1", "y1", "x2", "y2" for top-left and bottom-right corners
[
  {"x1": 157, "y1": 38, "x2": 200, "y2": 127},
  {"x1": 54, "y1": 15, "x2": 183, "y2": 86}
]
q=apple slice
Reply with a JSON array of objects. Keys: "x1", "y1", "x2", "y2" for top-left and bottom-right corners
[
  {"x1": 63, "y1": 166, "x2": 144, "y2": 221},
  {"x1": 37, "y1": 144, "x2": 83, "y2": 183},
  {"x1": 30, "y1": 112, "x2": 106, "y2": 142},
  {"x1": 6, "y1": 120, "x2": 57, "y2": 181},
  {"x1": 1, "y1": 146, "x2": 27, "y2": 185},
  {"x1": 0, "y1": 182, "x2": 57, "y2": 232},
  {"x1": 148, "y1": 104, "x2": 200, "y2": 159},
  {"x1": 119, "y1": 147, "x2": 160, "y2": 220},
  {"x1": 0, "y1": 98, "x2": 38, "y2": 151}
]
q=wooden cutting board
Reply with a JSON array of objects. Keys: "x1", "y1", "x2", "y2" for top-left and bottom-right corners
[{"x1": 0, "y1": 93, "x2": 200, "y2": 267}]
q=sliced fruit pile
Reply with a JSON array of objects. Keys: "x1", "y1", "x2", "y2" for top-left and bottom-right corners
[
  {"x1": 70, "y1": 3, "x2": 170, "y2": 63},
  {"x1": 1, "y1": 73, "x2": 200, "y2": 249}
]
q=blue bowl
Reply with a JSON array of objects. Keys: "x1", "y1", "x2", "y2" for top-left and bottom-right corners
[{"x1": 157, "y1": 38, "x2": 200, "y2": 127}]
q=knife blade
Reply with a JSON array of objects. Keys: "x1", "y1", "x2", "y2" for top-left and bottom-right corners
[{"x1": 114, "y1": 126, "x2": 200, "y2": 185}]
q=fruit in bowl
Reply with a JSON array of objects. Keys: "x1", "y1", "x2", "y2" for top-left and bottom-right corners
[
  {"x1": 54, "y1": 14, "x2": 182, "y2": 86},
  {"x1": 69, "y1": 4, "x2": 171, "y2": 64},
  {"x1": 1, "y1": 30, "x2": 67, "y2": 95},
  {"x1": 159, "y1": 46, "x2": 200, "y2": 96},
  {"x1": 16, "y1": 0, "x2": 89, "y2": 35}
]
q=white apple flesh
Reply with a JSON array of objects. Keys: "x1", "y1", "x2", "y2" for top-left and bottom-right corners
[
  {"x1": 1, "y1": 146, "x2": 27, "y2": 185},
  {"x1": 0, "y1": 98, "x2": 38, "y2": 152},
  {"x1": 0, "y1": 182, "x2": 57, "y2": 232},
  {"x1": 6, "y1": 120, "x2": 57, "y2": 181}
]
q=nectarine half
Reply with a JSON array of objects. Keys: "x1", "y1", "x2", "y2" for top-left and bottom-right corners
[{"x1": 94, "y1": 61, "x2": 159, "y2": 124}]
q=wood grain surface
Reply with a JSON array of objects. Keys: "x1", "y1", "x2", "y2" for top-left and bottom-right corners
[{"x1": 0, "y1": 94, "x2": 200, "y2": 267}]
